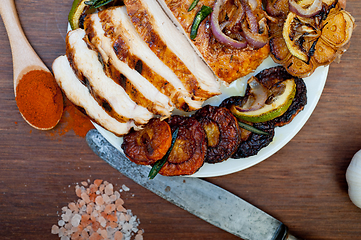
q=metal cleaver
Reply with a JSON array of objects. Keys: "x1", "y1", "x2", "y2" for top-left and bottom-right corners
[{"x1": 86, "y1": 129, "x2": 300, "y2": 240}]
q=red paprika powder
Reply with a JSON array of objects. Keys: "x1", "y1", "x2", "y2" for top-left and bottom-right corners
[{"x1": 15, "y1": 69, "x2": 63, "y2": 130}]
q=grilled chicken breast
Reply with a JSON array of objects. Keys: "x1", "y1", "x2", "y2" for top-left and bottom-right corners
[
  {"x1": 123, "y1": 0, "x2": 221, "y2": 100},
  {"x1": 84, "y1": 7, "x2": 203, "y2": 112},
  {"x1": 156, "y1": 0, "x2": 270, "y2": 84},
  {"x1": 66, "y1": 28, "x2": 153, "y2": 125},
  {"x1": 52, "y1": 55, "x2": 138, "y2": 136}
]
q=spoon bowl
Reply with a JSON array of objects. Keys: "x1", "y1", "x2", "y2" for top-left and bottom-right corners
[{"x1": 0, "y1": 0, "x2": 63, "y2": 130}]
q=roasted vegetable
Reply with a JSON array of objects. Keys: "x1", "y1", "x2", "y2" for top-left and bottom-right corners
[
  {"x1": 255, "y1": 66, "x2": 307, "y2": 127},
  {"x1": 190, "y1": 5, "x2": 213, "y2": 40},
  {"x1": 121, "y1": 118, "x2": 172, "y2": 165},
  {"x1": 230, "y1": 74, "x2": 297, "y2": 123},
  {"x1": 267, "y1": 0, "x2": 355, "y2": 77},
  {"x1": 194, "y1": 105, "x2": 240, "y2": 163},
  {"x1": 148, "y1": 128, "x2": 179, "y2": 179},
  {"x1": 68, "y1": 0, "x2": 90, "y2": 30},
  {"x1": 238, "y1": 121, "x2": 269, "y2": 135},
  {"x1": 158, "y1": 116, "x2": 207, "y2": 176},
  {"x1": 232, "y1": 120, "x2": 275, "y2": 158}
]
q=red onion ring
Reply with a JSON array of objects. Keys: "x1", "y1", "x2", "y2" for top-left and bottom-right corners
[
  {"x1": 210, "y1": 0, "x2": 248, "y2": 48},
  {"x1": 247, "y1": 0, "x2": 258, "y2": 11},
  {"x1": 242, "y1": 0, "x2": 259, "y2": 33},
  {"x1": 289, "y1": 0, "x2": 323, "y2": 17},
  {"x1": 241, "y1": 18, "x2": 268, "y2": 48},
  {"x1": 236, "y1": 76, "x2": 268, "y2": 112}
]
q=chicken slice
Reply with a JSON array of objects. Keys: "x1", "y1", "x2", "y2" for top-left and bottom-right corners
[
  {"x1": 123, "y1": 0, "x2": 221, "y2": 101},
  {"x1": 66, "y1": 28, "x2": 153, "y2": 125},
  {"x1": 84, "y1": 7, "x2": 203, "y2": 112},
  {"x1": 84, "y1": 11, "x2": 175, "y2": 116},
  {"x1": 52, "y1": 55, "x2": 137, "y2": 136},
  {"x1": 156, "y1": 0, "x2": 270, "y2": 84}
]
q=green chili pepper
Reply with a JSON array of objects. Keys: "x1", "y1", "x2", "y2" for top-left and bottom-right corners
[
  {"x1": 190, "y1": 5, "x2": 213, "y2": 40},
  {"x1": 188, "y1": 0, "x2": 200, "y2": 12},
  {"x1": 238, "y1": 121, "x2": 269, "y2": 135},
  {"x1": 85, "y1": 0, "x2": 113, "y2": 8},
  {"x1": 148, "y1": 127, "x2": 179, "y2": 179}
]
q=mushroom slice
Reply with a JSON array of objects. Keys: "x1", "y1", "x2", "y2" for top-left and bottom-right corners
[
  {"x1": 52, "y1": 55, "x2": 137, "y2": 136},
  {"x1": 159, "y1": 116, "x2": 207, "y2": 176},
  {"x1": 232, "y1": 120, "x2": 275, "y2": 158},
  {"x1": 122, "y1": 118, "x2": 172, "y2": 165},
  {"x1": 194, "y1": 105, "x2": 241, "y2": 163}
]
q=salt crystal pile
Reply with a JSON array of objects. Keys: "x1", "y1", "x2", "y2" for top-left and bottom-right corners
[{"x1": 51, "y1": 179, "x2": 143, "y2": 240}]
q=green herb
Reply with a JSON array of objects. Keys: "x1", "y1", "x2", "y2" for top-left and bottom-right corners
[
  {"x1": 238, "y1": 121, "x2": 269, "y2": 135},
  {"x1": 148, "y1": 127, "x2": 179, "y2": 179},
  {"x1": 84, "y1": 0, "x2": 113, "y2": 8},
  {"x1": 190, "y1": 5, "x2": 213, "y2": 40},
  {"x1": 188, "y1": 0, "x2": 200, "y2": 12}
]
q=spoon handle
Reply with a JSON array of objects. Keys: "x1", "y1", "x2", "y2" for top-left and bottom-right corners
[{"x1": 0, "y1": 0, "x2": 48, "y2": 92}]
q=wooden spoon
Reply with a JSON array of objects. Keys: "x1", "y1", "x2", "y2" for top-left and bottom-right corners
[{"x1": 0, "y1": 0, "x2": 63, "y2": 130}]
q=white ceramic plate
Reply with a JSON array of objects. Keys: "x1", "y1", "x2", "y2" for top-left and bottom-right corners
[{"x1": 93, "y1": 56, "x2": 328, "y2": 178}]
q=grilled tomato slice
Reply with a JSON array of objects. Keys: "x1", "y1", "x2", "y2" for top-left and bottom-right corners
[
  {"x1": 158, "y1": 116, "x2": 207, "y2": 176},
  {"x1": 194, "y1": 105, "x2": 240, "y2": 163},
  {"x1": 121, "y1": 118, "x2": 172, "y2": 165}
]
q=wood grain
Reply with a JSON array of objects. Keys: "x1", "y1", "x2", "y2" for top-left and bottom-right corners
[{"x1": 0, "y1": 1, "x2": 361, "y2": 239}]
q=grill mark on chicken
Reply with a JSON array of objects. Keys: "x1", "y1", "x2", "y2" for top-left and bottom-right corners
[
  {"x1": 124, "y1": 0, "x2": 220, "y2": 100},
  {"x1": 84, "y1": 13, "x2": 174, "y2": 118},
  {"x1": 92, "y1": 7, "x2": 204, "y2": 112},
  {"x1": 52, "y1": 55, "x2": 138, "y2": 136},
  {"x1": 67, "y1": 41, "x2": 130, "y2": 123},
  {"x1": 66, "y1": 42, "x2": 126, "y2": 122},
  {"x1": 66, "y1": 29, "x2": 153, "y2": 125},
  {"x1": 156, "y1": 0, "x2": 270, "y2": 84},
  {"x1": 134, "y1": 60, "x2": 143, "y2": 74}
]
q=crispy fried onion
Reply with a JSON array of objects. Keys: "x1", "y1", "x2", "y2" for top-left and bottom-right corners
[{"x1": 211, "y1": 0, "x2": 268, "y2": 48}]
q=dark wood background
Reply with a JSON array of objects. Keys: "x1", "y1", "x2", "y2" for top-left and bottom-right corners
[{"x1": 1, "y1": 0, "x2": 361, "y2": 239}]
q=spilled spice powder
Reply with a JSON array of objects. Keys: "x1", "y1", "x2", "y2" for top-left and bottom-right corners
[{"x1": 48, "y1": 98, "x2": 94, "y2": 138}]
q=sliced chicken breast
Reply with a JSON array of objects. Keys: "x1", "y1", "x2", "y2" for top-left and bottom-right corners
[
  {"x1": 52, "y1": 55, "x2": 137, "y2": 136},
  {"x1": 84, "y1": 11, "x2": 175, "y2": 117},
  {"x1": 66, "y1": 28, "x2": 153, "y2": 125},
  {"x1": 155, "y1": 0, "x2": 270, "y2": 84},
  {"x1": 84, "y1": 7, "x2": 203, "y2": 112},
  {"x1": 123, "y1": 0, "x2": 221, "y2": 101}
]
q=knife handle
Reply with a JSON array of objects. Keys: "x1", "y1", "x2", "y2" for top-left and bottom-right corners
[{"x1": 273, "y1": 224, "x2": 303, "y2": 240}]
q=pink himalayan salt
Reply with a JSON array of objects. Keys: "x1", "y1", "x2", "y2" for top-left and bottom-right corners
[{"x1": 114, "y1": 231, "x2": 123, "y2": 240}]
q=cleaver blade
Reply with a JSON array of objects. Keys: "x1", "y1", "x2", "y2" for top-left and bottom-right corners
[{"x1": 86, "y1": 129, "x2": 300, "y2": 240}]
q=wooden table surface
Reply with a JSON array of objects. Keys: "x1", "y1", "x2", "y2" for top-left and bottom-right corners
[{"x1": 1, "y1": 1, "x2": 361, "y2": 239}]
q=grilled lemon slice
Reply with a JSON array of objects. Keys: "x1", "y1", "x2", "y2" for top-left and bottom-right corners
[{"x1": 68, "y1": 0, "x2": 90, "y2": 30}]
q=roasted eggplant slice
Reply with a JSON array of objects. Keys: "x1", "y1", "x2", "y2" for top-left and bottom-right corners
[
  {"x1": 194, "y1": 105, "x2": 240, "y2": 163},
  {"x1": 159, "y1": 116, "x2": 207, "y2": 176},
  {"x1": 121, "y1": 118, "x2": 172, "y2": 165}
]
